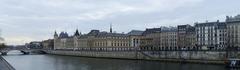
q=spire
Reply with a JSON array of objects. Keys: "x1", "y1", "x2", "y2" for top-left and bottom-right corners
[
  {"x1": 110, "y1": 23, "x2": 112, "y2": 33},
  {"x1": 74, "y1": 29, "x2": 80, "y2": 36}
]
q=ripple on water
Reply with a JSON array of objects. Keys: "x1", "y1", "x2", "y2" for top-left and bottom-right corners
[{"x1": 3, "y1": 53, "x2": 227, "y2": 70}]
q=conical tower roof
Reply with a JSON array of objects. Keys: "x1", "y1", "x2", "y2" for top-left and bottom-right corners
[
  {"x1": 54, "y1": 31, "x2": 58, "y2": 37},
  {"x1": 74, "y1": 29, "x2": 80, "y2": 36}
]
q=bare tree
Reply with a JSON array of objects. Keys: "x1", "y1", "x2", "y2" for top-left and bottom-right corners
[{"x1": 0, "y1": 43, "x2": 6, "y2": 50}]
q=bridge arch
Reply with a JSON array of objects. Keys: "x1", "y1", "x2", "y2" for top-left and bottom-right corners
[
  {"x1": 1, "y1": 48, "x2": 47, "y2": 56},
  {"x1": 0, "y1": 50, "x2": 30, "y2": 55}
]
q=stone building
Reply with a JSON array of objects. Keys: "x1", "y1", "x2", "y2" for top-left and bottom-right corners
[
  {"x1": 86, "y1": 30, "x2": 130, "y2": 48},
  {"x1": 195, "y1": 21, "x2": 227, "y2": 49},
  {"x1": 139, "y1": 28, "x2": 162, "y2": 50},
  {"x1": 54, "y1": 31, "x2": 74, "y2": 50},
  {"x1": 52, "y1": 14, "x2": 240, "y2": 51},
  {"x1": 177, "y1": 24, "x2": 196, "y2": 49},
  {"x1": 155, "y1": 27, "x2": 177, "y2": 50},
  {"x1": 127, "y1": 30, "x2": 144, "y2": 47},
  {"x1": 26, "y1": 41, "x2": 43, "y2": 49},
  {"x1": 54, "y1": 27, "x2": 131, "y2": 50},
  {"x1": 42, "y1": 39, "x2": 54, "y2": 50},
  {"x1": 140, "y1": 27, "x2": 178, "y2": 50},
  {"x1": 226, "y1": 15, "x2": 240, "y2": 48}
]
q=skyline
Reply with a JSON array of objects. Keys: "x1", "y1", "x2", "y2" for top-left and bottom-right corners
[{"x1": 0, "y1": 0, "x2": 240, "y2": 45}]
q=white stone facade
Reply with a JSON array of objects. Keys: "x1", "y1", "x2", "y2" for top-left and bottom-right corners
[{"x1": 195, "y1": 21, "x2": 227, "y2": 49}]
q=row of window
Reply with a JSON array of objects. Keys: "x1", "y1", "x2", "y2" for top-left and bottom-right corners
[{"x1": 94, "y1": 42, "x2": 130, "y2": 47}]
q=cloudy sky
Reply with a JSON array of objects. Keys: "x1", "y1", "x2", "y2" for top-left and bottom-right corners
[{"x1": 0, "y1": 0, "x2": 239, "y2": 45}]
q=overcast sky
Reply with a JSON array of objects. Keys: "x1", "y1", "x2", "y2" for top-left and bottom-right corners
[{"x1": 0, "y1": 0, "x2": 239, "y2": 45}]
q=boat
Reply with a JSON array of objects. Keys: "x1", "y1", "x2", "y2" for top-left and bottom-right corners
[{"x1": 225, "y1": 58, "x2": 240, "y2": 68}]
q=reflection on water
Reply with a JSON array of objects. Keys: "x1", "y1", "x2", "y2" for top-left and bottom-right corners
[
  {"x1": 6, "y1": 50, "x2": 24, "y2": 55},
  {"x1": 3, "y1": 51, "x2": 227, "y2": 70}
]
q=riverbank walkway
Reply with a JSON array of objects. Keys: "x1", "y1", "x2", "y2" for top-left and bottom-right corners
[{"x1": 0, "y1": 56, "x2": 15, "y2": 70}]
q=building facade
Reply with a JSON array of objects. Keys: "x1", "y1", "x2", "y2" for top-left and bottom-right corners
[
  {"x1": 127, "y1": 30, "x2": 144, "y2": 47},
  {"x1": 54, "y1": 29, "x2": 131, "y2": 50},
  {"x1": 42, "y1": 39, "x2": 54, "y2": 50},
  {"x1": 26, "y1": 41, "x2": 43, "y2": 49},
  {"x1": 52, "y1": 14, "x2": 240, "y2": 51},
  {"x1": 87, "y1": 30, "x2": 130, "y2": 48},
  {"x1": 141, "y1": 27, "x2": 178, "y2": 50},
  {"x1": 140, "y1": 28, "x2": 161, "y2": 50},
  {"x1": 195, "y1": 21, "x2": 227, "y2": 49},
  {"x1": 54, "y1": 31, "x2": 74, "y2": 50},
  {"x1": 226, "y1": 15, "x2": 240, "y2": 48},
  {"x1": 177, "y1": 24, "x2": 196, "y2": 49}
]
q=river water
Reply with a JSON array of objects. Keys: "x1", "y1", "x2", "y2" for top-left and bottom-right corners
[{"x1": 2, "y1": 50, "x2": 228, "y2": 70}]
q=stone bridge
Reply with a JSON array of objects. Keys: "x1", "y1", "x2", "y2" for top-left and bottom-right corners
[{"x1": 0, "y1": 46, "x2": 46, "y2": 55}]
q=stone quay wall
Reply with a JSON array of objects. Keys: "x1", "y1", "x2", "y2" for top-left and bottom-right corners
[
  {"x1": 0, "y1": 56, "x2": 15, "y2": 70},
  {"x1": 45, "y1": 50, "x2": 240, "y2": 64},
  {"x1": 46, "y1": 50, "x2": 138, "y2": 59}
]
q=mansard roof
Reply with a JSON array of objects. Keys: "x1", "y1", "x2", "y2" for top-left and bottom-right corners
[
  {"x1": 77, "y1": 34, "x2": 89, "y2": 39},
  {"x1": 195, "y1": 21, "x2": 225, "y2": 27},
  {"x1": 178, "y1": 24, "x2": 195, "y2": 31},
  {"x1": 142, "y1": 28, "x2": 161, "y2": 35},
  {"x1": 87, "y1": 30, "x2": 100, "y2": 36},
  {"x1": 127, "y1": 30, "x2": 144, "y2": 36},
  {"x1": 87, "y1": 30, "x2": 128, "y2": 37},
  {"x1": 59, "y1": 32, "x2": 69, "y2": 38},
  {"x1": 226, "y1": 15, "x2": 240, "y2": 22},
  {"x1": 142, "y1": 27, "x2": 178, "y2": 35},
  {"x1": 160, "y1": 26, "x2": 177, "y2": 32},
  {"x1": 96, "y1": 32, "x2": 128, "y2": 37},
  {"x1": 178, "y1": 24, "x2": 192, "y2": 29}
]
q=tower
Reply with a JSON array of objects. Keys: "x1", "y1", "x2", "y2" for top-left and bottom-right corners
[
  {"x1": 74, "y1": 29, "x2": 80, "y2": 36},
  {"x1": 54, "y1": 30, "x2": 58, "y2": 39},
  {"x1": 73, "y1": 29, "x2": 80, "y2": 49},
  {"x1": 53, "y1": 30, "x2": 58, "y2": 50}
]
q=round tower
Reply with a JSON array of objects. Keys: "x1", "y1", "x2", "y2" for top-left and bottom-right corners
[{"x1": 54, "y1": 31, "x2": 58, "y2": 39}]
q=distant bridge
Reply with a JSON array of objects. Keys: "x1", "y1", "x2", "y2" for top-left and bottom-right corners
[{"x1": 0, "y1": 46, "x2": 46, "y2": 55}]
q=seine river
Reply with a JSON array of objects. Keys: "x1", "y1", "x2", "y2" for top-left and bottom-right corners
[{"x1": 3, "y1": 50, "x2": 229, "y2": 70}]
